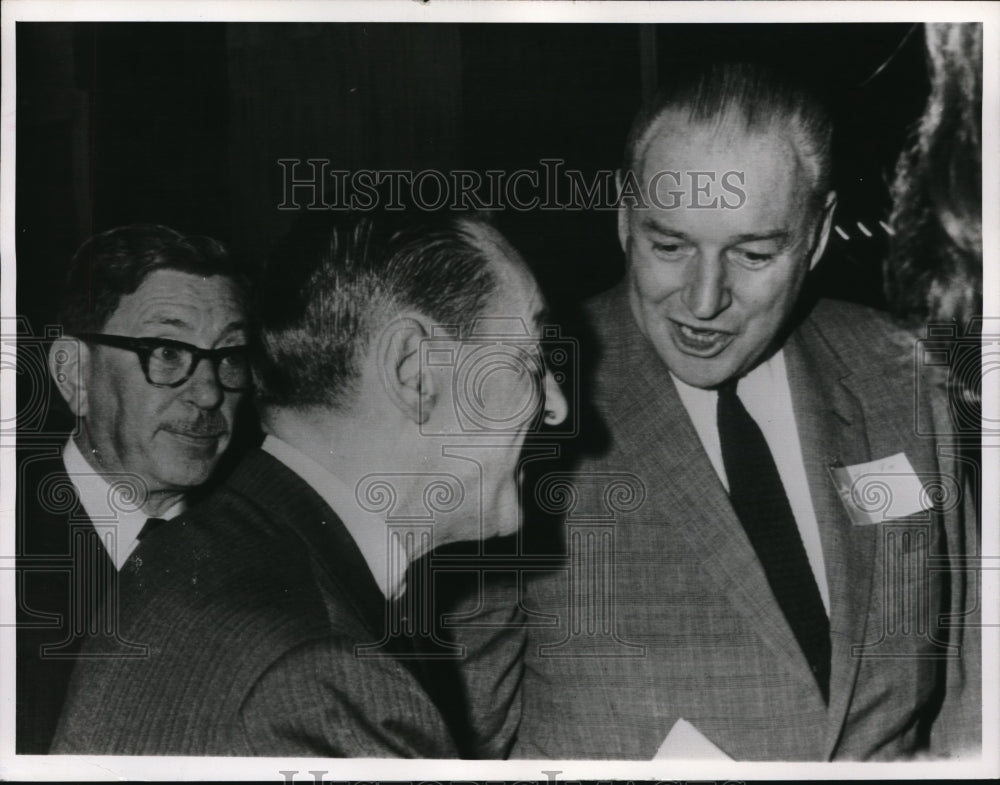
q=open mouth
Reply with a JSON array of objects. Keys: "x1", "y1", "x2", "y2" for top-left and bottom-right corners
[{"x1": 671, "y1": 321, "x2": 734, "y2": 356}]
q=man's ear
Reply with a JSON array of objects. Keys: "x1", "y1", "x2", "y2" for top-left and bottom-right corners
[
  {"x1": 616, "y1": 170, "x2": 630, "y2": 255},
  {"x1": 377, "y1": 317, "x2": 435, "y2": 425},
  {"x1": 48, "y1": 337, "x2": 89, "y2": 417},
  {"x1": 808, "y1": 190, "x2": 838, "y2": 271}
]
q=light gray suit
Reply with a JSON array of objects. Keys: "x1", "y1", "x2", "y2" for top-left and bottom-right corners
[{"x1": 510, "y1": 285, "x2": 978, "y2": 760}]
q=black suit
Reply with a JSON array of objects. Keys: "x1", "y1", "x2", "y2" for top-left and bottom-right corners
[
  {"x1": 51, "y1": 449, "x2": 460, "y2": 756},
  {"x1": 15, "y1": 446, "x2": 127, "y2": 753}
]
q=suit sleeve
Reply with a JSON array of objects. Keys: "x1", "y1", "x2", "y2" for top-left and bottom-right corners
[
  {"x1": 926, "y1": 385, "x2": 982, "y2": 757},
  {"x1": 238, "y1": 635, "x2": 459, "y2": 758},
  {"x1": 444, "y1": 570, "x2": 527, "y2": 759}
]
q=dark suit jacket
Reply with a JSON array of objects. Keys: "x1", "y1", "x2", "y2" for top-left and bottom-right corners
[
  {"x1": 16, "y1": 446, "x2": 121, "y2": 754},
  {"x1": 50, "y1": 449, "x2": 459, "y2": 756},
  {"x1": 512, "y1": 286, "x2": 978, "y2": 760}
]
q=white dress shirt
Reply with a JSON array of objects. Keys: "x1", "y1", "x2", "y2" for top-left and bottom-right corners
[
  {"x1": 261, "y1": 435, "x2": 409, "y2": 599},
  {"x1": 62, "y1": 439, "x2": 184, "y2": 571},
  {"x1": 670, "y1": 350, "x2": 830, "y2": 615}
]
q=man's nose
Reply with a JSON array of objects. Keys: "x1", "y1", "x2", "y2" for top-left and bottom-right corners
[
  {"x1": 542, "y1": 369, "x2": 568, "y2": 427},
  {"x1": 681, "y1": 254, "x2": 732, "y2": 319},
  {"x1": 182, "y1": 357, "x2": 225, "y2": 409}
]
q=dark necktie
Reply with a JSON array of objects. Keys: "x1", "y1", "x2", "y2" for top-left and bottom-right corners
[
  {"x1": 716, "y1": 379, "x2": 831, "y2": 702},
  {"x1": 137, "y1": 517, "x2": 168, "y2": 541}
]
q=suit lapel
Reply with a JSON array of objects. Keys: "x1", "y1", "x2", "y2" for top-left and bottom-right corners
[
  {"x1": 597, "y1": 288, "x2": 822, "y2": 697},
  {"x1": 783, "y1": 318, "x2": 879, "y2": 755},
  {"x1": 226, "y1": 451, "x2": 457, "y2": 702},
  {"x1": 224, "y1": 450, "x2": 389, "y2": 640},
  {"x1": 18, "y1": 448, "x2": 118, "y2": 660}
]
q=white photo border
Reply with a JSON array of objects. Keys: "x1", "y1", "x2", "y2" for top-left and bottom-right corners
[{"x1": 2, "y1": 1, "x2": 997, "y2": 781}]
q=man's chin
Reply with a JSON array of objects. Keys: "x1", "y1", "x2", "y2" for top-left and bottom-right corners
[
  {"x1": 666, "y1": 361, "x2": 735, "y2": 390},
  {"x1": 653, "y1": 341, "x2": 743, "y2": 389},
  {"x1": 492, "y1": 516, "x2": 521, "y2": 539},
  {"x1": 434, "y1": 483, "x2": 521, "y2": 546},
  {"x1": 486, "y1": 497, "x2": 522, "y2": 539},
  {"x1": 149, "y1": 457, "x2": 217, "y2": 493}
]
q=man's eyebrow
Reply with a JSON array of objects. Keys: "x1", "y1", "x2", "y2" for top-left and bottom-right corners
[
  {"x1": 218, "y1": 320, "x2": 249, "y2": 336},
  {"x1": 639, "y1": 217, "x2": 791, "y2": 246},
  {"x1": 140, "y1": 317, "x2": 250, "y2": 340},
  {"x1": 639, "y1": 216, "x2": 688, "y2": 239},
  {"x1": 730, "y1": 230, "x2": 790, "y2": 244},
  {"x1": 141, "y1": 315, "x2": 190, "y2": 329}
]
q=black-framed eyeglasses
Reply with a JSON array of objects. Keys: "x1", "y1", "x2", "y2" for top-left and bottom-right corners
[{"x1": 76, "y1": 333, "x2": 252, "y2": 392}]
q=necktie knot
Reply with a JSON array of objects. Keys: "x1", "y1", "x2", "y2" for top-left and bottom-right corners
[
  {"x1": 137, "y1": 517, "x2": 168, "y2": 541},
  {"x1": 716, "y1": 378, "x2": 740, "y2": 399}
]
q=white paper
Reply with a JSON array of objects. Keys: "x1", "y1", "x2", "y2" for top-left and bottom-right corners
[
  {"x1": 654, "y1": 718, "x2": 733, "y2": 760},
  {"x1": 829, "y1": 451, "x2": 930, "y2": 525}
]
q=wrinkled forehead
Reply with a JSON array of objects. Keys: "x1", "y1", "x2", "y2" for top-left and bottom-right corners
[{"x1": 104, "y1": 268, "x2": 247, "y2": 334}]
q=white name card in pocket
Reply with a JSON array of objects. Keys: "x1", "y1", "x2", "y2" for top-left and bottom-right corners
[{"x1": 828, "y1": 451, "x2": 931, "y2": 526}]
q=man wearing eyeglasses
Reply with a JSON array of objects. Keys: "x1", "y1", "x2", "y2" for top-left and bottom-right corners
[
  {"x1": 16, "y1": 224, "x2": 250, "y2": 753},
  {"x1": 50, "y1": 209, "x2": 567, "y2": 756}
]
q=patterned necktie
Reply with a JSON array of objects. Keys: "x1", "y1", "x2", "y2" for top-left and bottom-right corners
[{"x1": 716, "y1": 379, "x2": 831, "y2": 702}]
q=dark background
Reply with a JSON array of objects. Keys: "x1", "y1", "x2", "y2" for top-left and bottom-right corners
[{"x1": 16, "y1": 22, "x2": 930, "y2": 333}]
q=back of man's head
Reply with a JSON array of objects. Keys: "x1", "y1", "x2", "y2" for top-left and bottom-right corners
[
  {"x1": 254, "y1": 210, "x2": 497, "y2": 412},
  {"x1": 623, "y1": 62, "x2": 833, "y2": 209},
  {"x1": 58, "y1": 224, "x2": 242, "y2": 335}
]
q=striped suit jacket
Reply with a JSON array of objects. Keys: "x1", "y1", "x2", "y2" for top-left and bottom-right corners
[{"x1": 51, "y1": 449, "x2": 458, "y2": 756}]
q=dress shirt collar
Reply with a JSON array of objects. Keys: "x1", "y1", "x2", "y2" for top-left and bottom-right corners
[
  {"x1": 669, "y1": 349, "x2": 788, "y2": 491},
  {"x1": 260, "y1": 435, "x2": 409, "y2": 599},
  {"x1": 668, "y1": 349, "x2": 830, "y2": 615},
  {"x1": 62, "y1": 438, "x2": 184, "y2": 570}
]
